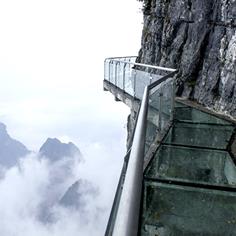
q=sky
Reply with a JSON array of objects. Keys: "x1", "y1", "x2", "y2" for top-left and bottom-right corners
[
  {"x1": 0, "y1": 0, "x2": 143, "y2": 152},
  {"x1": 0, "y1": 0, "x2": 143, "y2": 235}
]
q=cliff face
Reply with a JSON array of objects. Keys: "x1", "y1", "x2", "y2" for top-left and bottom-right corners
[{"x1": 137, "y1": 0, "x2": 236, "y2": 116}]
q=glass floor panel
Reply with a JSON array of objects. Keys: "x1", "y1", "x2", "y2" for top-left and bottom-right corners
[
  {"x1": 145, "y1": 145, "x2": 236, "y2": 187},
  {"x1": 141, "y1": 182, "x2": 236, "y2": 236},
  {"x1": 141, "y1": 102, "x2": 236, "y2": 236},
  {"x1": 175, "y1": 106, "x2": 233, "y2": 125},
  {"x1": 164, "y1": 122, "x2": 234, "y2": 149}
]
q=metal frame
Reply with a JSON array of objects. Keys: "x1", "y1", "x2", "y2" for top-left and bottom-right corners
[{"x1": 104, "y1": 57, "x2": 177, "y2": 101}]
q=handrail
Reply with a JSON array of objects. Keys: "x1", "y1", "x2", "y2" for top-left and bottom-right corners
[
  {"x1": 105, "y1": 57, "x2": 177, "y2": 73},
  {"x1": 105, "y1": 149, "x2": 131, "y2": 236},
  {"x1": 105, "y1": 102, "x2": 143, "y2": 236},
  {"x1": 105, "y1": 56, "x2": 137, "y2": 60},
  {"x1": 112, "y1": 87, "x2": 149, "y2": 236},
  {"x1": 148, "y1": 71, "x2": 177, "y2": 89},
  {"x1": 104, "y1": 56, "x2": 177, "y2": 235}
]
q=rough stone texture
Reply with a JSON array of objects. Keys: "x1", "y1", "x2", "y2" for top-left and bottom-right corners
[{"x1": 137, "y1": 0, "x2": 236, "y2": 116}]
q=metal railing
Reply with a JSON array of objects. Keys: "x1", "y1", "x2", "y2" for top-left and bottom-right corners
[
  {"x1": 104, "y1": 57, "x2": 176, "y2": 100},
  {"x1": 104, "y1": 56, "x2": 177, "y2": 236}
]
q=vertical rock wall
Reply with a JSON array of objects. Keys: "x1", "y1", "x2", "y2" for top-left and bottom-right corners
[{"x1": 137, "y1": 0, "x2": 236, "y2": 116}]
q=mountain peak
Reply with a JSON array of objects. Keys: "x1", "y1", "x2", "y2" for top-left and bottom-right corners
[
  {"x1": 39, "y1": 138, "x2": 81, "y2": 161},
  {"x1": 0, "y1": 122, "x2": 6, "y2": 131},
  {"x1": 59, "y1": 179, "x2": 98, "y2": 209},
  {"x1": 0, "y1": 122, "x2": 8, "y2": 139},
  {"x1": 44, "y1": 138, "x2": 61, "y2": 145},
  {"x1": 0, "y1": 122, "x2": 30, "y2": 167}
]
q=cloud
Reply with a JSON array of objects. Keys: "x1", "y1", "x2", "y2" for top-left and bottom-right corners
[
  {"x1": 0, "y1": 0, "x2": 142, "y2": 152},
  {"x1": 0, "y1": 87, "x2": 129, "y2": 235},
  {"x1": 0, "y1": 148, "x2": 123, "y2": 236}
]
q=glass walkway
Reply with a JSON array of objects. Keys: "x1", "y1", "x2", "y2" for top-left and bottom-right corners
[
  {"x1": 143, "y1": 103, "x2": 236, "y2": 236},
  {"x1": 103, "y1": 57, "x2": 236, "y2": 236}
]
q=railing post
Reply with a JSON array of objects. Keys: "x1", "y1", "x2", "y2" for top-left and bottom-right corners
[
  {"x1": 104, "y1": 59, "x2": 107, "y2": 81},
  {"x1": 109, "y1": 61, "x2": 113, "y2": 83},
  {"x1": 149, "y1": 73, "x2": 153, "y2": 85},
  {"x1": 133, "y1": 70, "x2": 137, "y2": 98},
  {"x1": 170, "y1": 79, "x2": 176, "y2": 121},
  {"x1": 115, "y1": 62, "x2": 119, "y2": 87},
  {"x1": 123, "y1": 63, "x2": 127, "y2": 91},
  {"x1": 158, "y1": 87, "x2": 163, "y2": 132}
]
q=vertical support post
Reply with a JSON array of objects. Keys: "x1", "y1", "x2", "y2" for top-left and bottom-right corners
[
  {"x1": 123, "y1": 63, "x2": 127, "y2": 91},
  {"x1": 158, "y1": 87, "x2": 163, "y2": 132},
  {"x1": 170, "y1": 78, "x2": 175, "y2": 121},
  {"x1": 104, "y1": 59, "x2": 107, "y2": 81},
  {"x1": 133, "y1": 70, "x2": 137, "y2": 98},
  {"x1": 115, "y1": 62, "x2": 118, "y2": 87},
  {"x1": 109, "y1": 61, "x2": 113, "y2": 83},
  {"x1": 149, "y1": 73, "x2": 153, "y2": 85}
]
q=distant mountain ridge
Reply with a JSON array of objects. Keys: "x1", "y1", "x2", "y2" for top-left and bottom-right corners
[
  {"x1": 0, "y1": 122, "x2": 98, "y2": 224},
  {"x1": 0, "y1": 122, "x2": 30, "y2": 167},
  {"x1": 0, "y1": 122, "x2": 81, "y2": 167}
]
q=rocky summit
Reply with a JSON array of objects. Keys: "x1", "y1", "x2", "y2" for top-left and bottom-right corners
[
  {"x1": 39, "y1": 138, "x2": 82, "y2": 161},
  {"x1": 137, "y1": 0, "x2": 236, "y2": 116}
]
